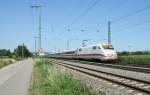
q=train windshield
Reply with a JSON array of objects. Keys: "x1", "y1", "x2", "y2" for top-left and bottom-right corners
[{"x1": 102, "y1": 45, "x2": 114, "y2": 49}]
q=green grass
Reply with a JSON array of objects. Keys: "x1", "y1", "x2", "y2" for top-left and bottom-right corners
[
  {"x1": 29, "y1": 59, "x2": 105, "y2": 95},
  {"x1": 118, "y1": 55, "x2": 150, "y2": 64},
  {"x1": 0, "y1": 60, "x2": 13, "y2": 68}
]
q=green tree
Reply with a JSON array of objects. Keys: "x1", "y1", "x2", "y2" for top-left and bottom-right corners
[
  {"x1": 0, "y1": 49, "x2": 12, "y2": 57},
  {"x1": 14, "y1": 45, "x2": 32, "y2": 58}
]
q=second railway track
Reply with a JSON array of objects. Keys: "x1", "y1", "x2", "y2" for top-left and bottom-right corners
[
  {"x1": 49, "y1": 59, "x2": 150, "y2": 95},
  {"x1": 60, "y1": 59, "x2": 150, "y2": 73}
]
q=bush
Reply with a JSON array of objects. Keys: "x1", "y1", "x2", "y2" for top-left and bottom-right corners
[
  {"x1": 0, "y1": 60, "x2": 13, "y2": 68},
  {"x1": 117, "y1": 55, "x2": 150, "y2": 64},
  {"x1": 29, "y1": 59, "x2": 103, "y2": 95},
  {"x1": 0, "y1": 49, "x2": 12, "y2": 58}
]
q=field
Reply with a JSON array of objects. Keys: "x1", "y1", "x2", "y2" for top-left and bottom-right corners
[
  {"x1": 118, "y1": 55, "x2": 150, "y2": 64},
  {"x1": 29, "y1": 59, "x2": 105, "y2": 95},
  {"x1": 0, "y1": 59, "x2": 14, "y2": 68}
]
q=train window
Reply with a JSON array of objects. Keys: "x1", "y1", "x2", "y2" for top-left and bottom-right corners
[
  {"x1": 79, "y1": 48, "x2": 82, "y2": 51},
  {"x1": 98, "y1": 46, "x2": 101, "y2": 49},
  {"x1": 93, "y1": 46, "x2": 97, "y2": 50},
  {"x1": 102, "y1": 45, "x2": 114, "y2": 49}
]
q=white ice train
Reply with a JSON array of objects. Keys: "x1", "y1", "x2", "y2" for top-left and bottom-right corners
[{"x1": 50, "y1": 43, "x2": 118, "y2": 61}]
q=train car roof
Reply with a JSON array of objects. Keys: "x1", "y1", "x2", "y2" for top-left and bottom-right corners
[
  {"x1": 60, "y1": 49, "x2": 75, "y2": 53},
  {"x1": 53, "y1": 50, "x2": 75, "y2": 53},
  {"x1": 79, "y1": 43, "x2": 112, "y2": 49}
]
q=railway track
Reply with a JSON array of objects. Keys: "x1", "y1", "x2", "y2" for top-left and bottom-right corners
[
  {"x1": 50, "y1": 59, "x2": 150, "y2": 95},
  {"x1": 60, "y1": 59, "x2": 150, "y2": 73}
]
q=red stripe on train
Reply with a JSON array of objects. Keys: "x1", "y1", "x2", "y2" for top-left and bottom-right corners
[{"x1": 78, "y1": 54, "x2": 104, "y2": 56}]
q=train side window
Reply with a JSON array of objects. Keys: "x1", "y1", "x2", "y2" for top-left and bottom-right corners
[
  {"x1": 79, "y1": 48, "x2": 82, "y2": 51},
  {"x1": 93, "y1": 46, "x2": 96, "y2": 50},
  {"x1": 98, "y1": 46, "x2": 101, "y2": 49}
]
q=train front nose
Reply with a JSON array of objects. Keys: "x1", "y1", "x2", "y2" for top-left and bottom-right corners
[{"x1": 103, "y1": 51, "x2": 118, "y2": 60}]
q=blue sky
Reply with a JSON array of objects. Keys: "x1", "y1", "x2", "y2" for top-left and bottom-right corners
[{"x1": 0, "y1": 0, "x2": 150, "y2": 52}]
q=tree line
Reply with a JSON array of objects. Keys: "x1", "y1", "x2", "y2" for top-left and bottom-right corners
[
  {"x1": 0, "y1": 45, "x2": 32, "y2": 58},
  {"x1": 118, "y1": 51, "x2": 150, "y2": 56}
]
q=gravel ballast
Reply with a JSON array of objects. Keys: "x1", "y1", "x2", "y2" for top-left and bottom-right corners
[
  {"x1": 55, "y1": 60, "x2": 150, "y2": 83},
  {"x1": 50, "y1": 59, "x2": 149, "y2": 95}
]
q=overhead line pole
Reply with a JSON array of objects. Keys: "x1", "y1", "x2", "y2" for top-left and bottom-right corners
[
  {"x1": 108, "y1": 21, "x2": 111, "y2": 44},
  {"x1": 22, "y1": 43, "x2": 24, "y2": 58},
  {"x1": 67, "y1": 40, "x2": 69, "y2": 50},
  {"x1": 35, "y1": 37, "x2": 37, "y2": 55},
  {"x1": 34, "y1": 37, "x2": 38, "y2": 55},
  {"x1": 30, "y1": 5, "x2": 42, "y2": 54},
  {"x1": 39, "y1": 7, "x2": 42, "y2": 50}
]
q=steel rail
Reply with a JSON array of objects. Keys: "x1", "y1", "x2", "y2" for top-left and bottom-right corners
[
  {"x1": 50, "y1": 59, "x2": 150, "y2": 94},
  {"x1": 61, "y1": 59, "x2": 150, "y2": 73}
]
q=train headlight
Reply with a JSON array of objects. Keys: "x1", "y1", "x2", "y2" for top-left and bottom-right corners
[{"x1": 107, "y1": 54, "x2": 113, "y2": 56}]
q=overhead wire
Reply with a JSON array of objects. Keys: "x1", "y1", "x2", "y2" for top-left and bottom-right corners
[
  {"x1": 68, "y1": 0, "x2": 102, "y2": 27},
  {"x1": 115, "y1": 20, "x2": 150, "y2": 33},
  {"x1": 111, "y1": 3, "x2": 150, "y2": 41},
  {"x1": 112, "y1": 20, "x2": 150, "y2": 40},
  {"x1": 112, "y1": 4, "x2": 150, "y2": 23}
]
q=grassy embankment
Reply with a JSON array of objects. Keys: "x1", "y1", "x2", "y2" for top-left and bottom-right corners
[
  {"x1": 0, "y1": 59, "x2": 14, "y2": 69},
  {"x1": 118, "y1": 55, "x2": 150, "y2": 64},
  {"x1": 29, "y1": 59, "x2": 105, "y2": 95}
]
